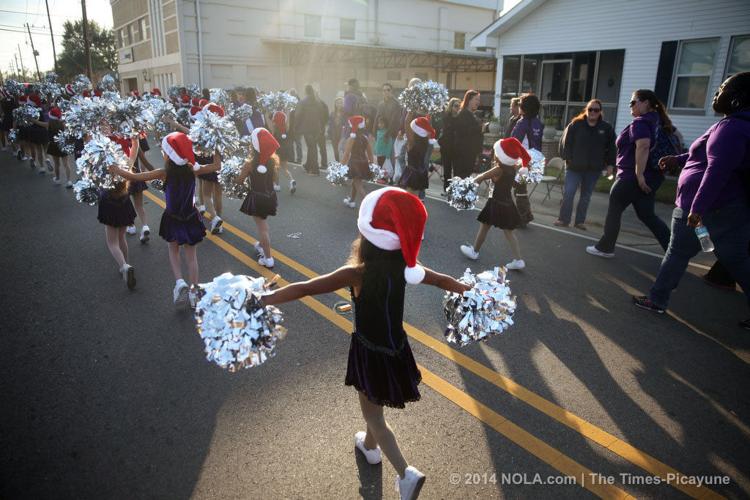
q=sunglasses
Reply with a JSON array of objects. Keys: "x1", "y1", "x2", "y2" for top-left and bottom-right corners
[
  {"x1": 587, "y1": 108, "x2": 601, "y2": 112},
  {"x1": 383, "y1": 88, "x2": 392, "y2": 92},
  {"x1": 629, "y1": 99, "x2": 639, "y2": 107}
]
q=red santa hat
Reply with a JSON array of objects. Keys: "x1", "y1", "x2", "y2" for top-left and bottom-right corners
[
  {"x1": 272, "y1": 111, "x2": 287, "y2": 139},
  {"x1": 202, "y1": 102, "x2": 225, "y2": 117},
  {"x1": 191, "y1": 97, "x2": 200, "y2": 107},
  {"x1": 493, "y1": 137, "x2": 530, "y2": 167},
  {"x1": 64, "y1": 84, "x2": 75, "y2": 96},
  {"x1": 93, "y1": 89, "x2": 102, "y2": 97},
  {"x1": 190, "y1": 106, "x2": 202, "y2": 116},
  {"x1": 356, "y1": 187, "x2": 428, "y2": 284},
  {"x1": 18, "y1": 95, "x2": 28, "y2": 103},
  {"x1": 348, "y1": 115, "x2": 365, "y2": 138},
  {"x1": 198, "y1": 98, "x2": 209, "y2": 108},
  {"x1": 161, "y1": 131, "x2": 196, "y2": 166},
  {"x1": 180, "y1": 94, "x2": 191, "y2": 106},
  {"x1": 82, "y1": 90, "x2": 91, "y2": 98},
  {"x1": 48, "y1": 107, "x2": 62, "y2": 120},
  {"x1": 130, "y1": 90, "x2": 140, "y2": 98},
  {"x1": 28, "y1": 94, "x2": 42, "y2": 107},
  {"x1": 410, "y1": 116, "x2": 436, "y2": 144},
  {"x1": 250, "y1": 127, "x2": 280, "y2": 174},
  {"x1": 151, "y1": 88, "x2": 161, "y2": 96}
]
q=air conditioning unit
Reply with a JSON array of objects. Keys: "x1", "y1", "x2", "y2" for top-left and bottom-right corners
[{"x1": 119, "y1": 48, "x2": 134, "y2": 64}]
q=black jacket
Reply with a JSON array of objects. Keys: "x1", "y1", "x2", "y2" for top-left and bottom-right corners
[{"x1": 559, "y1": 119, "x2": 616, "y2": 172}]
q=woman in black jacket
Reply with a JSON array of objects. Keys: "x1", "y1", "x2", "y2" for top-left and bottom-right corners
[
  {"x1": 555, "y1": 99, "x2": 617, "y2": 229},
  {"x1": 451, "y1": 90, "x2": 483, "y2": 179}
]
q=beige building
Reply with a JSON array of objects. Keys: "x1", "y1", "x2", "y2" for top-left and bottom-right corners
[{"x1": 111, "y1": 0, "x2": 498, "y2": 106}]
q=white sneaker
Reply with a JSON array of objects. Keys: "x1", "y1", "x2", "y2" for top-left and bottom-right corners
[
  {"x1": 196, "y1": 204, "x2": 206, "y2": 214},
  {"x1": 45, "y1": 158, "x2": 53, "y2": 172},
  {"x1": 140, "y1": 225, "x2": 150, "y2": 243},
  {"x1": 586, "y1": 245, "x2": 614, "y2": 259},
  {"x1": 173, "y1": 279, "x2": 189, "y2": 305},
  {"x1": 506, "y1": 259, "x2": 526, "y2": 270},
  {"x1": 65, "y1": 180, "x2": 74, "y2": 189},
  {"x1": 120, "y1": 264, "x2": 136, "y2": 290},
  {"x1": 215, "y1": 226, "x2": 224, "y2": 234},
  {"x1": 354, "y1": 431, "x2": 382, "y2": 465},
  {"x1": 210, "y1": 216, "x2": 223, "y2": 234},
  {"x1": 343, "y1": 197, "x2": 351, "y2": 207},
  {"x1": 188, "y1": 285, "x2": 199, "y2": 309},
  {"x1": 126, "y1": 225, "x2": 137, "y2": 235},
  {"x1": 460, "y1": 244, "x2": 479, "y2": 260},
  {"x1": 258, "y1": 256, "x2": 275, "y2": 268},
  {"x1": 395, "y1": 466, "x2": 426, "y2": 500},
  {"x1": 52, "y1": 177, "x2": 61, "y2": 185},
  {"x1": 254, "y1": 241, "x2": 265, "y2": 258},
  {"x1": 289, "y1": 179, "x2": 297, "y2": 194},
  {"x1": 273, "y1": 183, "x2": 281, "y2": 192}
]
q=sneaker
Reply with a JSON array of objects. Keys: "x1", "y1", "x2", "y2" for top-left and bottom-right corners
[
  {"x1": 196, "y1": 204, "x2": 206, "y2": 215},
  {"x1": 258, "y1": 256, "x2": 275, "y2": 268},
  {"x1": 460, "y1": 244, "x2": 479, "y2": 261},
  {"x1": 739, "y1": 319, "x2": 750, "y2": 331},
  {"x1": 586, "y1": 245, "x2": 614, "y2": 259},
  {"x1": 506, "y1": 259, "x2": 526, "y2": 270},
  {"x1": 574, "y1": 223, "x2": 587, "y2": 230},
  {"x1": 273, "y1": 183, "x2": 281, "y2": 192},
  {"x1": 65, "y1": 181, "x2": 74, "y2": 189},
  {"x1": 140, "y1": 225, "x2": 150, "y2": 243},
  {"x1": 173, "y1": 279, "x2": 189, "y2": 305},
  {"x1": 45, "y1": 158, "x2": 53, "y2": 172},
  {"x1": 121, "y1": 264, "x2": 136, "y2": 290},
  {"x1": 289, "y1": 179, "x2": 296, "y2": 194},
  {"x1": 16, "y1": 150, "x2": 23, "y2": 160},
  {"x1": 52, "y1": 177, "x2": 61, "y2": 185},
  {"x1": 354, "y1": 431, "x2": 382, "y2": 465},
  {"x1": 210, "y1": 216, "x2": 223, "y2": 234},
  {"x1": 126, "y1": 225, "x2": 137, "y2": 235},
  {"x1": 553, "y1": 219, "x2": 569, "y2": 227},
  {"x1": 343, "y1": 197, "x2": 351, "y2": 207},
  {"x1": 188, "y1": 285, "x2": 199, "y2": 309},
  {"x1": 395, "y1": 466, "x2": 426, "y2": 500},
  {"x1": 347, "y1": 201, "x2": 356, "y2": 209},
  {"x1": 632, "y1": 295, "x2": 665, "y2": 314},
  {"x1": 254, "y1": 241, "x2": 265, "y2": 258},
  {"x1": 215, "y1": 226, "x2": 224, "y2": 234}
]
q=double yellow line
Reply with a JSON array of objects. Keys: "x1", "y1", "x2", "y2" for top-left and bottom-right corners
[{"x1": 144, "y1": 190, "x2": 723, "y2": 499}]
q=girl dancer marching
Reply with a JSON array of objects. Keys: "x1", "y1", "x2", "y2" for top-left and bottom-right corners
[
  {"x1": 399, "y1": 117, "x2": 436, "y2": 196},
  {"x1": 341, "y1": 115, "x2": 374, "y2": 209},
  {"x1": 263, "y1": 187, "x2": 469, "y2": 500},
  {"x1": 271, "y1": 110, "x2": 297, "y2": 194},
  {"x1": 109, "y1": 132, "x2": 220, "y2": 306},
  {"x1": 236, "y1": 127, "x2": 280, "y2": 269},
  {"x1": 460, "y1": 138, "x2": 528, "y2": 270},
  {"x1": 97, "y1": 135, "x2": 140, "y2": 290},
  {"x1": 27, "y1": 93, "x2": 51, "y2": 175},
  {"x1": 197, "y1": 103, "x2": 226, "y2": 234},
  {"x1": 124, "y1": 135, "x2": 155, "y2": 242},
  {"x1": 35, "y1": 106, "x2": 74, "y2": 187}
]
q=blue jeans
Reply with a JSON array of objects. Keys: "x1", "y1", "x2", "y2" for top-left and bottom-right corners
[
  {"x1": 558, "y1": 170, "x2": 601, "y2": 225},
  {"x1": 649, "y1": 200, "x2": 750, "y2": 309}
]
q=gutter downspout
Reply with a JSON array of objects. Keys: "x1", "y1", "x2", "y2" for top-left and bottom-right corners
[{"x1": 195, "y1": 0, "x2": 204, "y2": 88}]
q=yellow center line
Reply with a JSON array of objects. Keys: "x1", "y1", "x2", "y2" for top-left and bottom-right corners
[{"x1": 144, "y1": 190, "x2": 724, "y2": 499}]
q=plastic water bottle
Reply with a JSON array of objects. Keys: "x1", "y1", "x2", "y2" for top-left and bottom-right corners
[{"x1": 695, "y1": 225, "x2": 715, "y2": 253}]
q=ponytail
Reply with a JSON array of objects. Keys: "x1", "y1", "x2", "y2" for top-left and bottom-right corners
[{"x1": 634, "y1": 89, "x2": 674, "y2": 133}]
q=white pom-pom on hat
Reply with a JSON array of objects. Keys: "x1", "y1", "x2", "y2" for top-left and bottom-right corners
[
  {"x1": 250, "y1": 128, "x2": 279, "y2": 176},
  {"x1": 281, "y1": 134, "x2": 287, "y2": 139},
  {"x1": 350, "y1": 132, "x2": 356, "y2": 138},
  {"x1": 257, "y1": 165, "x2": 267, "y2": 174}
]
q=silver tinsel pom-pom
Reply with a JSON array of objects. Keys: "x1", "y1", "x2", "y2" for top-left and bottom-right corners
[
  {"x1": 443, "y1": 267, "x2": 516, "y2": 347},
  {"x1": 258, "y1": 91, "x2": 298, "y2": 113},
  {"x1": 13, "y1": 105, "x2": 40, "y2": 127},
  {"x1": 62, "y1": 96, "x2": 109, "y2": 138},
  {"x1": 145, "y1": 98, "x2": 177, "y2": 140},
  {"x1": 8, "y1": 128, "x2": 18, "y2": 144},
  {"x1": 229, "y1": 103, "x2": 253, "y2": 123},
  {"x1": 447, "y1": 176, "x2": 479, "y2": 210},
  {"x1": 369, "y1": 162, "x2": 387, "y2": 181},
  {"x1": 188, "y1": 110, "x2": 240, "y2": 157},
  {"x1": 398, "y1": 80, "x2": 449, "y2": 114},
  {"x1": 167, "y1": 86, "x2": 182, "y2": 101},
  {"x1": 176, "y1": 107, "x2": 193, "y2": 127},
  {"x1": 209, "y1": 88, "x2": 230, "y2": 108},
  {"x1": 54, "y1": 130, "x2": 76, "y2": 156},
  {"x1": 194, "y1": 272, "x2": 286, "y2": 371},
  {"x1": 73, "y1": 74, "x2": 92, "y2": 94},
  {"x1": 514, "y1": 148, "x2": 546, "y2": 184},
  {"x1": 150, "y1": 179, "x2": 166, "y2": 191},
  {"x1": 108, "y1": 97, "x2": 154, "y2": 136},
  {"x1": 39, "y1": 81, "x2": 62, "y2": 101},
  {"x1": 73, "y1": 178, "x2": 99, "y2": 205},
  {"x1": 218, "y1": 155, "x2": 249, "y2": 199},
  {"x1": 326, "y1": 161, "x2": 349, "y2": 185},
  {"x1": 99, "y1": 74, "x2": 118, "y2": 92},
  {"x1": 186, "y1": 83, "x2": 201, "y2": 98},
  {"x1": 44, "y1": 71, "x2": 58, "y2": 83},
  {"x1": 75, "y1": 134, "x2": 129, "y2": 190},
  {"x1": 4, "y1": 79, "x2": 24, "y2": 97}
]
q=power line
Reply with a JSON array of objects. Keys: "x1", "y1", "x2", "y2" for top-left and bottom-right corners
[{"x1": 0, "y1": 8, "x2": 75, "y2": 18}]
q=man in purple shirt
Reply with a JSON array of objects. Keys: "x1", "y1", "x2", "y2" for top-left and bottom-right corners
[{"x1": 633, "y1": 72, "x2": 750, "y2": 330}]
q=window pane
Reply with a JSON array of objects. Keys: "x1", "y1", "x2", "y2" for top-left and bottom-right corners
[
  {"x1": 595, "y1": 50, "x2": 624, "y2": 103},
  {"x1": 570, "y1": 52, "x2": 596, "y2": 102},
  {"x1": 541, "y1": 103, "x2": 565, "y2": 130},
  {"x1": 541, "y1": 61, "x2": 570, "y2": 101},
  {"x1": 340, "y1": 18, "x2": 355, "y2": 40},
  {"x1": 454, "y1": 32, "x2": 465, "y2": 50},
  {"x1": 677, "y1": 39, "x2": 717, "y2": 74},
  {"x1": 673, "y1": 76, "x2": 710, "y2": 108},
  {"x1": 304, "y1": 15, "x2": 321, "y2": 37},
  {"x1": 521, "y1": 55, "x2": 541, "y2": 94},
  {"x1": 501, "y1": 56, "x2": 520, "y2": 98},
  {"x1": 727, "y1": 35, "x2": 750, "y2": 75}
]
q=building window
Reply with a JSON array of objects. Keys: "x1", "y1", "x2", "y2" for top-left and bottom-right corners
[
  {"x1": 304, "y1": 14, "x2": 321, "y2": 38},
  {"x1": 120, "y1": 27, "x2": 130, "y2": 47},
  {"x1": 454, "y1": 32, "x2": 466, "y2": 50},
  {"x1": 500, "y1": 56, "x2": 520, "y2": 98},
  {"x1": 133, "y1": 21, "x2": 142, "y2": 42},
  {"x1": 340, "y1": 18, "x2": 355, "y2": 40},
  {"x1": 139, "y1": 18, "x2": 148, "y2": 41},
  {"x1": 725, "y1": 34, "x2": 750, "y2": 78},
  {"x1": 116, "y1": 30, "x2": 122, "y2": 48},
  {"x1": 670, "y1": 38, "x2": 718, "y2": 109}
]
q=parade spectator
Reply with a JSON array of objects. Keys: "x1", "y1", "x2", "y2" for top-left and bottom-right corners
[
  {"x1": 244, "y1": 87, "x2": 265, "y2": 133},
  {"x1": 438, "y1": 97, "x2": 461, "y2": 193},
  {"x1": 503, "y1": 97, "x2": 521, "y2": 138},
  {"x1": 340, "y1": 78, "x2": 370, "y2": 157},
  {"x1": 315, "y1": 91, "x2": 329, "y2": 169},
  {"x1": 703, "y1": 244, "x2": 750, "y2": 291},
  {"x1": 295, "y1": 85, "x2": 325, "y2": 175},
  {"x1": 288, "y1": 89, "x2": 303, "y2": 163},
  {"x1": 586, "y1": 90, "x2": 673, "y2": 258},
  {"x1": 633, "y1": 73, "x2": 750, "y2": 330},
  {"x1": 511, "y1": 93, "x2": 544, "y2": 226},
  {"x1": 451, "y1": 90, "x2": 483, "y2": 179},
  {"x1": 374, "y1": 82, "x2": 403, "y2": 170},
  {"x1": 328, "y1": 97, "x2": 345, "y2": 162},
  {"x1": 374, "y1": 115, "x2": 394, "y2": 182},
  {"x1": 555, "y1": 99, "x2": 616, "y2": 229}
]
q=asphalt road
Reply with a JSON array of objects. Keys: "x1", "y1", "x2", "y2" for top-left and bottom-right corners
[{"x1": 1, "y1": 147, "x2": 749, "y2": 500}]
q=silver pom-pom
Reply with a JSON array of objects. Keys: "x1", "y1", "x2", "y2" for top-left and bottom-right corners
[
  {"x1": 167, "y1": 86, "x2": 182, "y2": 101},
  {"x1": 229, "y1": 103, "x2": 253, "y2": 123},
  {"x1": 443, "y1": 267, "x2": 516, "y2": 347},
  {"x1": 194, "y1": 272, "x2": 287, "y2": 372},
  {"x1": 326, "y1": 161, "x2": 349, "y2": 185},
  {"x1": 4, "y1": 79, "x2": 24, "y2": 97},
  {"x1": 150, "y1": 179, "x2": 166, "y2": 191},
  {"x1": 62, "y1": 96, "x2": 109, "y2": 138},
  {"x1": 218, "y1": 155, "x2": 249, "y2": 199},
  {"x1": 75, "y1": 134, "x2": 129, "y2": 190},
  {"x1": 146, "y1": 98, "x2": 177, "y2": 140},
  {"x1": 514, "y1": 148, "x2": 545, "y2": 184},
  {"x1": 209, "y1": 88, "x2": 230, "y2": 108},
  {"x1": 8, "y1": 128, "x2": 18, "y2": 144},
  {"x1": 108, "y1": 96, "x2": 154, "y2": 136},
  {"x1": 13, "y1": 105, "x2": 40, "y2": 127},
  {"x1": 54, "y1": 130, "x2": 76, "y2": 156},
  {"x1": 447, "y1": 176, "x2": 479, "y2": 210},
  {"x1": 73, "y1": 178, "x2": 99, "y2": 205},
  {"x1": 39, "y1": 81, "x2": 62, "y2": 101},
  {"x1": 44, "y1": 71, "x2": 58, "y2": 83},
  {"x1": 186, "y1": 83, "x2": 201, "y2": 98},
  {"x1": 99, "y1": 74, "x2": 118, "y2": 92},
  {"x1": 72, "y1": 74, "x2": 92, "y2": 94},
  {"x1": 369, "y1": 162, "x2": 387, "y2": 181},
  {"x1": 188, "y1": 109, "x2": 239, "y2": 157},
  {"x1": 176, "y1": 107, "x2": 193, "y2": 127},
  {"x1": 258, "y1": 91, "x2": 298, "y2": 113},
  {"x1": 398, "y1": 80, "x2": 449, "y2": 114}
]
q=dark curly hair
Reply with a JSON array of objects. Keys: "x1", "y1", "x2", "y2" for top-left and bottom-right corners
[{"x1": 520, "y1": 93, "x2": 541, "y2": 119}]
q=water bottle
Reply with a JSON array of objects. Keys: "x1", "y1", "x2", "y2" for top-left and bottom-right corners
[{"x1": 695, "y1": 225, "x2": 715, "y2": 253}]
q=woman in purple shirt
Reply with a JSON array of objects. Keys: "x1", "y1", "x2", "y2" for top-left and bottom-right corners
[
  {"x1": 633, "y1": 73, "x2": 750, "y2": 330},
  {"x1": 586, "y1": 89, "x2": 672, "y2": 258},
  {"x1": 510, "y1": 93, "x2": 544, "y2": 225}
]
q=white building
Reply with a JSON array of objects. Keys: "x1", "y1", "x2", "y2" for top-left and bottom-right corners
[
  {"x1": 472, "y1": 0, "x2": 750, "y2": 142},
  {"x1": 111, "y1": 0, "x2": 499, "y2": 106}
]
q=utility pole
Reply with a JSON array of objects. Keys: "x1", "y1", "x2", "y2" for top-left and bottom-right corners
[
  {"x1": 45, "y1": 0, "x2": 58, "y2": 73},
  {"x1": 26, "y1": 23, "x2": 42, "y2": 81},
  {"x1": 81, "y1": 0, "x2": 92, "y2": 79},
  {"x1": 17, "y1": 46, "x2": 26, "y2": 81}
]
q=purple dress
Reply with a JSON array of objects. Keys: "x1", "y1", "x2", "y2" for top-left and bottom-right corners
[
  {"x1": 97, "y1": 189, "x2": 137, "y2": 227},
  {"x1": 128, "y1": 138, "x2": 151, "y2": 194},
  {"x1": 158, "y1": 172, "x2": 206, "y2": 245},
  {"x1": 196, "y1": 153, "x2": 219, "y2": 182}
]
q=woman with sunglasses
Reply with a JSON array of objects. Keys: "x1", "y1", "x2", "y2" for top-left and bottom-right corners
[
  {"x1": 555, "y1": 99, "x2": 616, "y2": 229},
  {"x1": 586, "y1": 90, "x2": 672, "y2": 258}
]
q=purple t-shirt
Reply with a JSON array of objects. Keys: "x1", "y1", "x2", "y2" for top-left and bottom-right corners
[
  {"x1": 675, "y1": 112, "x2": 750, "y2": 214},
  {"x1": 511, "y1": 116, "x2": 544, "y2": 150},
  {"x1": 616, "y1": 111, "x2": 658, "y2": 181}
]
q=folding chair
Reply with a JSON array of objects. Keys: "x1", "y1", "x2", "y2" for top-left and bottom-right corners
[{"x1": 529, "y1": 157, "x2": 565, "y2": 204}]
